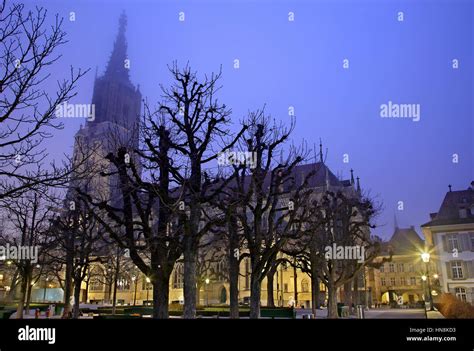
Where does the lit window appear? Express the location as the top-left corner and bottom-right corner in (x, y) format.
(400, 277), (406, 286)
(379, 264), (385, 273)
(398, 263), (404, 272)
(389, 264), (395, 273)
(301, 279), (309, 293)
(381, 278), (386, 286)
(410, 277), (416, 285)
(172, 264), (184, 289)
(390, 277), (396, 286)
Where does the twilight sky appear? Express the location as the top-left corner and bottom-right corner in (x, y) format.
(29, 0), (473, 240)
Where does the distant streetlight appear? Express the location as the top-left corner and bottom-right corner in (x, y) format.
(433, 274), (439, 280)
(132, 276), (138, 306)
(205, 278), (210, 306)
(421, 252), (434, 311)
(146, 277), (151, 305)
(421, 275), (427, 281)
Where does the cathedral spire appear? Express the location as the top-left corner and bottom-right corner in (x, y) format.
(356, 176), (361, 195)
(350, 169), (355, 185)
(104, 12), (130, 83)
(319, 138), (323, 163)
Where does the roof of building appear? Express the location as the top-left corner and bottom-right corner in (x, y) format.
(382, 226), (424, 255)
(421, 184), (474, 227)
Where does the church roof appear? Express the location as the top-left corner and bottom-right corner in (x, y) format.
(385, 227), (424, 255)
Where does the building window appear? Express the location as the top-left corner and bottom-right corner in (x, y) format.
(455, 287), (467, 302)
(390, 277), (396, 286)
(451, 261), (464, 279)
(398, 263), (404, 273)
(389, 263), (395, 273)
(408, 263), (414, 272)
(379, 264), (385, 273)
(381, 278), (386, 286)
(410, 277), (416, 286)
(117, 278), (130, 291)
(284, 283), (289, 292)
(173, 263), (184, 289)
(215, 260), (226, 282)
(447, 234), (459, 251)
(301, 279), (309, 293)
(400, 277), (406, 286)
(90, 277), (104, 291)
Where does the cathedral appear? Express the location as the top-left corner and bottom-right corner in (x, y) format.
(69, 14), (368, 309)
(70, 13), (141, 202)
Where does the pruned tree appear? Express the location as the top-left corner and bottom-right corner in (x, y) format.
(308, 190), (381, 318)
(224, 109), (315, 318)
(49, 194), (105, 318)
(156, 63), (247, 318)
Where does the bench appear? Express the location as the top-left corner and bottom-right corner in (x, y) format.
(260, 308), (296, 319)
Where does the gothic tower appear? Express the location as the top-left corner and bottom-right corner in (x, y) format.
(70, 13), (141, 202)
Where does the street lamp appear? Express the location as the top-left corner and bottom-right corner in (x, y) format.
(205, 278), (210, 306)
(421, 252), (434, 311)
(43, 277), (48, 302)
(132, 276), (138, 306)
(146, 277), (151, 305)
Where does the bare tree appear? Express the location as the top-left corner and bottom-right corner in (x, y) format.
(307, 190), (382, 318)
(49, 195), (105, 318)
(0, 0), (87, 200)
(156, 63), (247, 318)
(0, 188), (56, 318)
(224, 109), (315, 318)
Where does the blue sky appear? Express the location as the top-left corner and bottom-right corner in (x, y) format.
(31, 0), (473, 239)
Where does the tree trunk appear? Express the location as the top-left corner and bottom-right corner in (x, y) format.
(327, 282), (338, 319)
(112, 251), (121, 314)
(344, 281), (352, 313)
(311, 274), (319, 317)
(352, 275), (359, 307)
(16, 270), (28, 319)
(152, 273), (170, 319)
(266, 263), (278, 308)
(84, 279), (89, 303)
(249, 276), (261, 319)
(72, 278), (82, 319)
(183, 239), (198, 319)
(62, 240), (74, 319)
(25, 276), (33, 315)
(293, 263), (298, 308)
(228, 217), (239, 319)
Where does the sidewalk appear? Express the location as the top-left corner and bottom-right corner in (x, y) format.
(426, 309), (445, 319)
